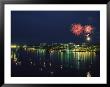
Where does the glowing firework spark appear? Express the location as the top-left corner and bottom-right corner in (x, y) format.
(71, 24), (83, 36)
(84, 25), (93, 34)
(86, 36), (91, 41)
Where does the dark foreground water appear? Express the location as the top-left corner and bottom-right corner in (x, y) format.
(11, 48), (100, 77)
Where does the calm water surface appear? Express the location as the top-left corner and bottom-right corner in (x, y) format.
(11, 48), (100, 77)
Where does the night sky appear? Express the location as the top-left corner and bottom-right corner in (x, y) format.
(11, 11), (100, 44)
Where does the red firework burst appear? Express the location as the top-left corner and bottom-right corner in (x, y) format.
(71, 23), (83, 36)
(84, 25), (93, 34)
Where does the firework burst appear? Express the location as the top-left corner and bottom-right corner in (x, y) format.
(71, 23), (94, 42)
(71, 23), (83, 36)
(84, 25), (93, 34)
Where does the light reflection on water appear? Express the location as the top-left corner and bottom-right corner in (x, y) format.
(11, 48), (100, 77)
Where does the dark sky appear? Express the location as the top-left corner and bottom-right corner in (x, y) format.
(11, 11), (100, 44)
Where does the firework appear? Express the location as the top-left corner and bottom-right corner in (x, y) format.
(84, 25), (93, 34)
(86, 36), (91, 41)
(71, 23), (94, 42)
(71, 24), (83, 36)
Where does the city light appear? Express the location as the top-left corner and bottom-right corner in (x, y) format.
(11, 45), (17, 48)
(11, 43), (99, 77)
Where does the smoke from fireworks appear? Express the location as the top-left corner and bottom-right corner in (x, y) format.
(71, 23), (83, 36)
